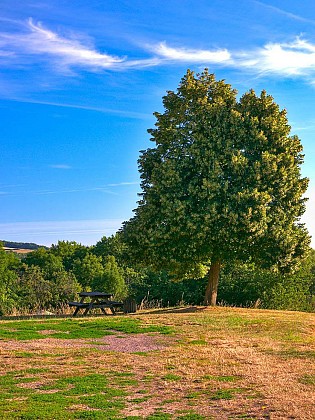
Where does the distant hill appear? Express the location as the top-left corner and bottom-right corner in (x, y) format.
(1, 240), (48, 252)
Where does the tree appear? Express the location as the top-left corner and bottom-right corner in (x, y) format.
(93, 233), (127, 266)
(0, 244), (20, 315)
(122, 69), (310, 305)
(73, 253), (104, 289)
(24, 247), (64, 277)
(17, 265), (52, 312)
(92, 256), (127, 300)
(50, 240), (89, 271)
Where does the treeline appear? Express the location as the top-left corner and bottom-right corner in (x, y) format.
(1, 240), (46, 250)
(0, 235), (314, 315)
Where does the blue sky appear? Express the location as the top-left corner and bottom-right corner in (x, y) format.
(1, 0), (315, 247)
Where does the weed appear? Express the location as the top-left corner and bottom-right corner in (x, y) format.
(209, 389), (235, 400)
(280, 349), (315, 359)
(202, 375), (240, 382)
(162, 373), (181, 381)
(188, 339), (207, 345)
(146, 413), (172, 419)
(299, 374), (315, 386)
(177, 413), (206, 419)
(185, 392), (202, 399)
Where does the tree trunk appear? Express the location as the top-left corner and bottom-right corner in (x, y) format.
(204, 260), (221, 306)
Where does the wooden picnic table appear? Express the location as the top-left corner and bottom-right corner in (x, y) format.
(68, 291), (123, 316)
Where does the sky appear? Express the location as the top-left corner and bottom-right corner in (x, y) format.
(0, 0), (315, 247)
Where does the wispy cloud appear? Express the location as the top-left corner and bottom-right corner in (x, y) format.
(0, 219), (124, 246)
(153, 42), (231, 63)
(5, 98), (152, 120)
(106, 182), (139, 187)
(2, 18), (315, 83)
(0, 18), (232, 73)
(30, 187), (119, 196)
(49, 164), (72, 169)
(0, 18), (124, 71)
(254, 1), (315, 25)
(1, 182), (139, 197)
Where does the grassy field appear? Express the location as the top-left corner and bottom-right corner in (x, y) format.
(0, 306), (314, 419)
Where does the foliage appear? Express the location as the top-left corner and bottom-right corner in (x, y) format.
(1, 234), (314, 315)
(122, 69), (310, 304)
(50, 240), (89, 271)
(72, 253), (104, 289)
(24, 247), (64, 277)
(92, 233), (127, 266)
(17, 265), (52, 312)
(127, 269), (205, 307)
(0, 245), (20, 315)
(92, 255), (127, 299)
(218, 251), (315, 311)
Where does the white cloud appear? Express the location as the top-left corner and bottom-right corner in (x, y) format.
(154, 42), (231, 63)
(0, 19), (231, 72)
(239, 38), (315, 76)
(0, 18), (125, 71)
(2, 18), (315, 83)
(27, 19), (125, 69)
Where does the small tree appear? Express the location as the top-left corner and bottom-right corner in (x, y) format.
(0, 244), (20, 315)
(18, 265), (52, 312)
(73, 253), (104, 289)
(92, 256), (127, 300)
(122, 69), (310, 305)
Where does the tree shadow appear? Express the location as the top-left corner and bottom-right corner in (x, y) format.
(140, 306), (209, 315)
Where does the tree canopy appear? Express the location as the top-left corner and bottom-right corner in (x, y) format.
(122, 69), (310, 305)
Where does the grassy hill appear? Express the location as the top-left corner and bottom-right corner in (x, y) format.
(0, 306), (314, 419)
(1, 240), (45, 250)
(1, 240), (48, 255)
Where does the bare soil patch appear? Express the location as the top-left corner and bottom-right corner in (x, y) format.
(0, 332), (171, 353)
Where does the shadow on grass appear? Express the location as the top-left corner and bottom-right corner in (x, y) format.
(142, 306), (209, 315)
(0, 306), (208, 320)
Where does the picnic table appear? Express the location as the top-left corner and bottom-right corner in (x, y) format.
(68, 291), (124, 316)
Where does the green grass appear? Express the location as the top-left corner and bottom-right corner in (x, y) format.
(177, 413), (206, 419)
(202, 374), (240, 382)
(209, 389), (236, 400)
(299, 374), (315, 386)
(0, 317), (173, 340)
(0, 372), (127, 419)
(278, 349), (315, 359)
(188, 339), (207, 345)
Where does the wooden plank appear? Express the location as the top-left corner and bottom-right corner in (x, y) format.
(68, 302), (89, 308)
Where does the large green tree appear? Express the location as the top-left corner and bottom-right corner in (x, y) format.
(122, 69), (310, 305)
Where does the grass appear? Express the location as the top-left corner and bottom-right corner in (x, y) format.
(0, 306), (314, 419)
(0, 317), (172, 340)
(299, 374), (315, 386)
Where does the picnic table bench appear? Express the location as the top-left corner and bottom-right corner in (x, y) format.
(69, 291), (124, 316)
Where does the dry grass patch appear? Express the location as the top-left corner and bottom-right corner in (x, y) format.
(0, 307), (314, 419)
